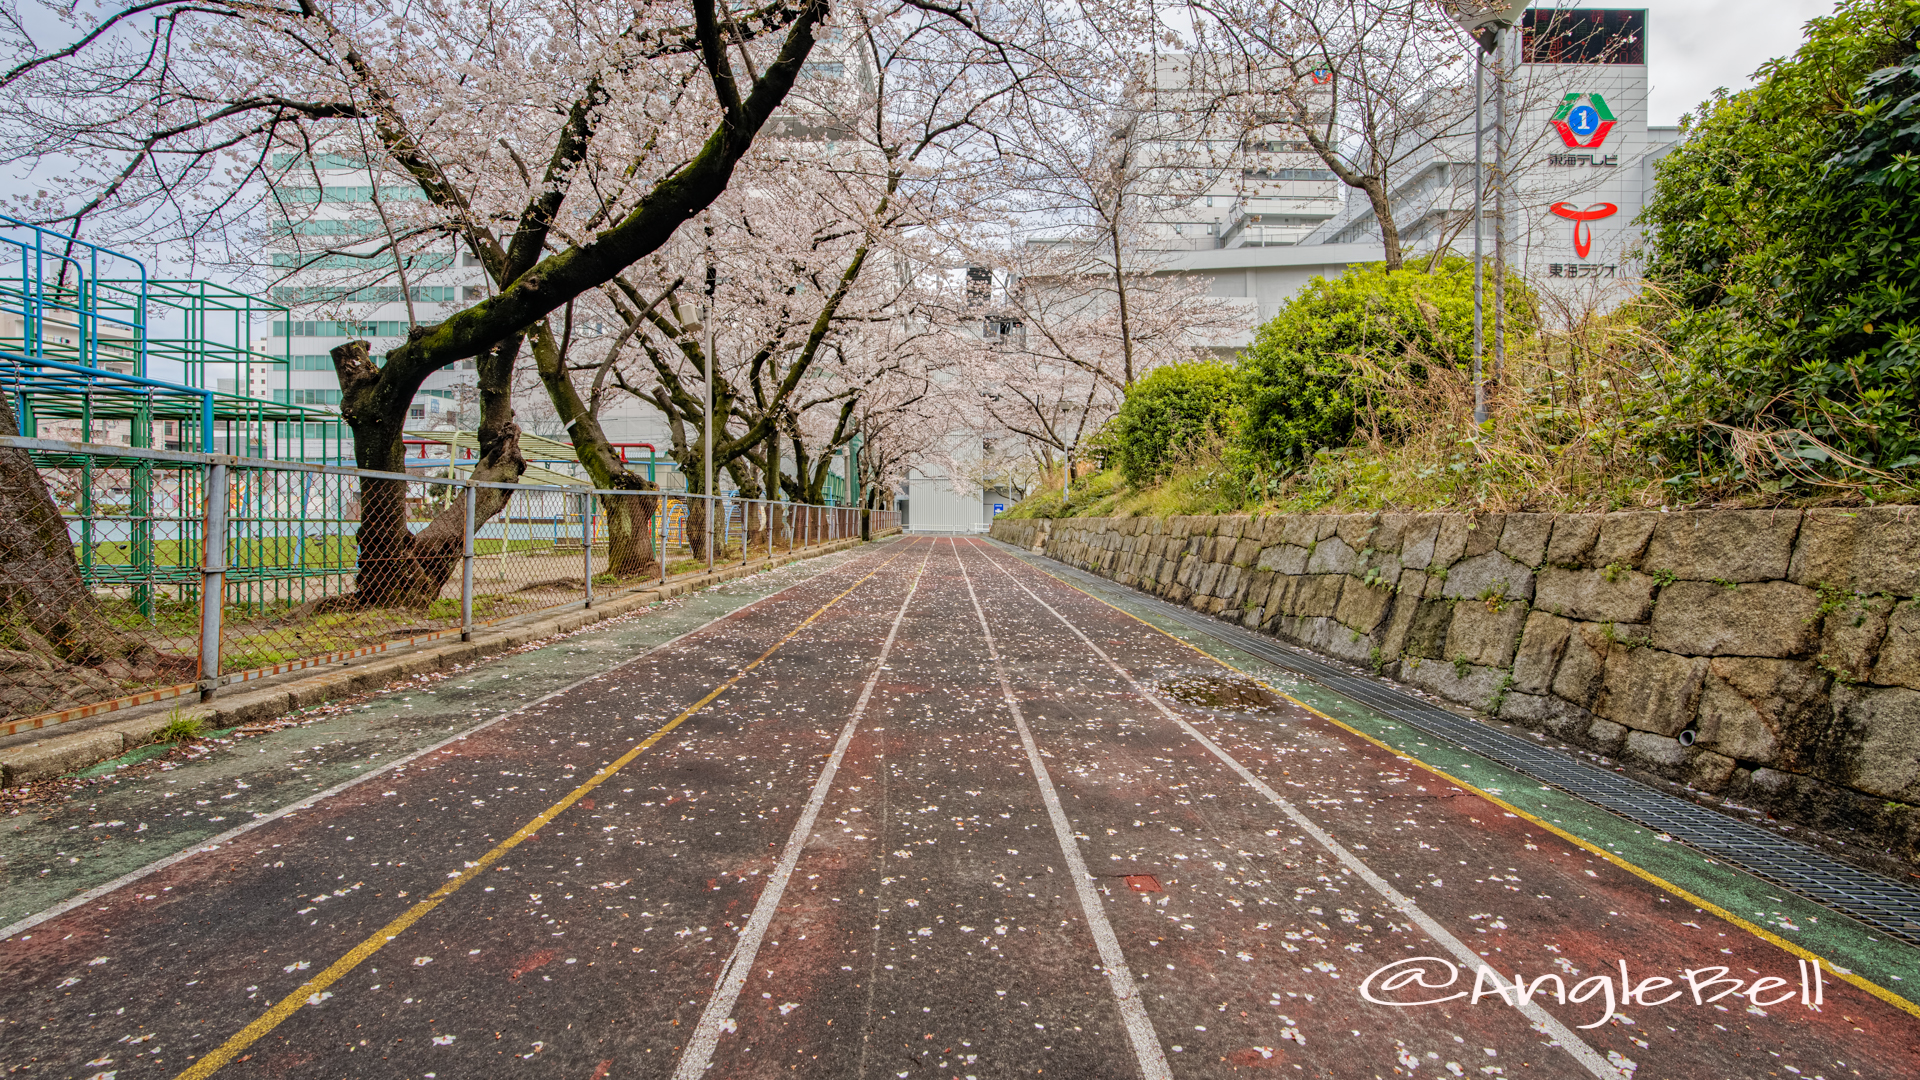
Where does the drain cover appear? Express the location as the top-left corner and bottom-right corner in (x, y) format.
(1123, 874), (1162, 893)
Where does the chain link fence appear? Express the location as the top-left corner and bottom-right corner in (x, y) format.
(1, 434), (896, 735)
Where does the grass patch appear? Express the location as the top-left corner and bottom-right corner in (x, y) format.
(154, 708), (206, 743)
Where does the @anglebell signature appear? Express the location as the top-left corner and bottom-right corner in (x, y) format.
(1358, 955), (1827, 1030)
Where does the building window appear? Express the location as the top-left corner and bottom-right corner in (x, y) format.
(272, 320), (408, 338)
(409, 404), (426, 420)
(1522, 8), (1645, 65)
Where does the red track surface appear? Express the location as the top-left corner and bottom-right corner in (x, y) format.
(2, 537), (1911, 1079)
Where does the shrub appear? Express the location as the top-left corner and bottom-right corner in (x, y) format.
(1642, 0), (1920, 478)
(1102, 360), (1238, 486)
(1235, 256), (1530, 469)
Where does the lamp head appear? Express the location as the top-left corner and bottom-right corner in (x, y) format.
(1451, 0), (1527, 51)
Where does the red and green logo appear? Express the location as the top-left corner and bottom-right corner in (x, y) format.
(1550, 92), (1616, 149)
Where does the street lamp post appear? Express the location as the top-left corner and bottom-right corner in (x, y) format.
(1454, 1), (1526, 427)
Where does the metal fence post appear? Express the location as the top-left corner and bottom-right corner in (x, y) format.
(197, 460), (229, 702)
(583, 491), (595, 608)
(461, 481), (476, 641)
(705, 493), (714, 574)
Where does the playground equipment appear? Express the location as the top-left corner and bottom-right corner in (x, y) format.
(0, 215), (359, 620)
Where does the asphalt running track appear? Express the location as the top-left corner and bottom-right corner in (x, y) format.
(4, 536), (1917, 1080)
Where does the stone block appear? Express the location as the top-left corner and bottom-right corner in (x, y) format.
(1598, 647), (1707, 736)
(1373, 513), (1417, 555)
(1533, 566), (1656, 623)
(1498, 692), (1599, 742)
(1625, 730), (1690, 771)
(1335, 513), (1380, 552)
(1694, 657), (1831, 768)
(1687, 750), (1740, 792)
(1360, 552), (1404, 592)
(1280, 516), (1321, 548)
(1821, 685), (1920, 802)
(1790, 506), (1920, 594)
(1432, 516), (1472, 569)
(1446, 600), (1531, 668)
(1399, 516), (1442, 569)
(1295, 574), (1345, 619)
(1498, 514), (1554, 567)
(1643, 509), (1801, 583)
(1259, 515), (1288, 544)
(1400, 657), (1510, 710)
(1462, 514), (1505, 558)
(1586, 718), (1629, 755)
(1257, 544), (1311, 575)
(1335, 577), (1395, 634)
(1306, 536), (1357, 576)
(1396, 569), (1433, 600)
(1871, 601), (1920, 690)
(1546, 514), (1604, 565)
(1512, 612), (1574, 694)
(1264, 577), (1299, 620)
(1650, 581), (1819, 658)
(1377, 592), (1421, 660)
(1439, 551), (1534, 602)
(1244, 570), (1277, 614)
(1314, 617), (1378, 665)
(1592, 512), (1659, 566)
(1819, 593), (1892, 684)
(1403, 599), (1454, 659)
(1231, 538), (1262, 567)
(1222, 564), (1250, 601)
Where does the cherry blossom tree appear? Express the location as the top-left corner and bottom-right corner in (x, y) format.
(0, 0), (833, 600)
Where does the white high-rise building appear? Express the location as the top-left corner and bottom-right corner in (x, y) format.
(258, 158), (483, 437)
(1126, 8), (1679, 344)
(1137, 53), (1345, 252)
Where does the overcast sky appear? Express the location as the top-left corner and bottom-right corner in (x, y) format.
(1634, 0), (1836, 124)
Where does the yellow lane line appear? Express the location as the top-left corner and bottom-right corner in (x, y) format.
(172, 539), (919, 1080)
(993, 545), (1920, 1021)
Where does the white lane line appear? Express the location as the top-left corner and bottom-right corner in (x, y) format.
(972, 541), (1627, 1080)
(671, 544), (933, 1079)
(0, 542), (899, 944)
(955, 540), (1173, 1080)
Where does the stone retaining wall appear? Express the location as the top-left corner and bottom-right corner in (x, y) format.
(991, 510), (1920, 863)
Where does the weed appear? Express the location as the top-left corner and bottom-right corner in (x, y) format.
(1452, 655), (1472, 679)
(1348, 627), (1363, 643)
(1369, 647), (1388, 675)
(154, 708), (205, 744)
(1650, 568), (1678, 587)
(1815, 653), (1858, 685)
(1431, 566), (1449, 581)
(1601, 561), (1631, 584)
(1813, 582), (1854, 620)
(1711, 578), (1739, 589)
(1487, 673), (1516, 714)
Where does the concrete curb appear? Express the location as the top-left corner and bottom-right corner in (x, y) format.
(0, 537), (873, 786)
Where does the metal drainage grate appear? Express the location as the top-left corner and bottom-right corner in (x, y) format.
(1005, 544), (1920, 951)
